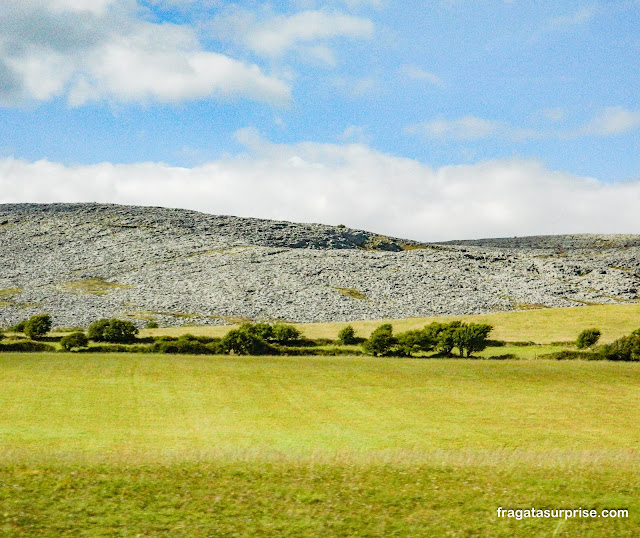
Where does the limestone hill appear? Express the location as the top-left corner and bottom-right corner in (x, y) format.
(1, 203), (639, 327)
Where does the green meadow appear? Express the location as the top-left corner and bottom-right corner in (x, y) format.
(1, 353), (639, 536)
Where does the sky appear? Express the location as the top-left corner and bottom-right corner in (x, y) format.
(1, 0), (639, 241)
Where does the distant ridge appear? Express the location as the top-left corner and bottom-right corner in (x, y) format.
(1, 203), (639, 327)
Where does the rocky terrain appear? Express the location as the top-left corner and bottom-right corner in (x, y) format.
(1, 203), (639, 328)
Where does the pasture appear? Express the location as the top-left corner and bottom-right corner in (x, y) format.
(140, 302), (640, 344)
(1, 353), (639, 536)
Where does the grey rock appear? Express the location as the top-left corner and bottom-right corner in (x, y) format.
(1, 203), (639, 328)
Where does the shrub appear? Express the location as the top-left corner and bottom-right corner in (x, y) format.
(337, 325), (358, 345)
(363, 324), (396, 356)
(0, 341), (55, 352)
(220, 328), (274, 355)
(598, 330), (640, 361)
(541, 350), (603, 361)
(576, 328), (601, 349)
(60, 332), (89, 351)
(145, 321), (159, 329)
(271, 324), (301, 345)
(395, 329), (435, 356)
(0, 329), (3, 341)
(24, 314), (52, 339)
(152, 335), (221, 355)
(88, 318), (138, 343)
(9, 320), (26, 333)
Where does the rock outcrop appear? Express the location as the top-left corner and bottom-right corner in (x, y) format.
(1, 203), (639, 327)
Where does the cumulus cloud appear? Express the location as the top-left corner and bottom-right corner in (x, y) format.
(211, 9), (373, 64)
(2, 138), (640, 241)
(0, 0), (290, 106)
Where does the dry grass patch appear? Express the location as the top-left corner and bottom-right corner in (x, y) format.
(57, 278), (132, 295)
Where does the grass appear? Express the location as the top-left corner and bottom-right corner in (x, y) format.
(332, 286), (367, 300)
(56, 278), (132, 296)
(0, 354), (639, 535)
(140, 303), (640, 344)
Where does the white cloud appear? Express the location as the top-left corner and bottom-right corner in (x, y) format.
(551, 6), (597, 27)
(400, 65), (444, 87)
(406, 117), (506, 141)
(0, 1), (290, 106)
(576, 106), (640, 137)
(2, 138), (640, 241)
(211, 9), (373, 63)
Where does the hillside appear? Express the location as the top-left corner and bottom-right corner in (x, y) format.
(1, 203), (639, 327)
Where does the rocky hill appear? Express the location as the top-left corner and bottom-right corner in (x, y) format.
(1, 203), (639, 328)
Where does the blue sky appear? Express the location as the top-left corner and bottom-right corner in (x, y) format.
(1, 0), (639, 240)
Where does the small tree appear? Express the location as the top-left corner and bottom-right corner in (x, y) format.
(337, 325), (357, 345)
(87, 319), (111, 341)
(432, 321), (462, 356)
(576, 328), (601, 349)
(396, 329), (435, 356)
(220, 328), (271, 355)
(60, 332), (89, 351)
(271, 324), (301, 345)
(88, 318), (138, 343)
(24, 314), (52, 339)
(363, 324), (396, 356)
(452, 323), (493, 357)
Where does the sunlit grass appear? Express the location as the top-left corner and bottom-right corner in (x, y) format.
(140, 303), (640, 344)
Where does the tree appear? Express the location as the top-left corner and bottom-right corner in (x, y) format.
(87, 318), (138, 343)
(271, 324), (301, 345)
(24, 314), (52, 339)
(220, 328), (271, 355)
(431, 321), (462, 356)
(363, 324), (396, 356)
(576, 328), (601, 349)
(452, 323), (493, 357)
(395, 329), (435, 356)
(337, 325), (357, 345)
(60, 332), (89, 351)
(9, 320), (27, 333)
(87, 319), (111, 341)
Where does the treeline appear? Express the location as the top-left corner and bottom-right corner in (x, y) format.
(2, 314), (640, 361)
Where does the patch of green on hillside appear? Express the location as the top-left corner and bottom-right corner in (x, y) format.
(57, 278), (132, 295)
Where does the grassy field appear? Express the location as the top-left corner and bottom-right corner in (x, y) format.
(1, 353), (639, 535)
(140, 303), (640, 344)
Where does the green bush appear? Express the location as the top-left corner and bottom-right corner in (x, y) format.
(541, 350), (603, 361)
(145, 321), (159, 329)
(598, 330), (640, 361)
(60, 332), (89, 351)
(23, 314), (52, 339)
(363, 324), (397, 356)
(9, 320), (27, 333)
(337, 325), (358, 345)
(220, 328), (275, 355)
(88, 319), (139, 343)
(152, 335), (221, 355)
(576, 328), (601, 349)
(0, 341), (55, 352)
(452, 323), (493, 358)
(271, 324), (301, 345)
(395, 329), (434, 356)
